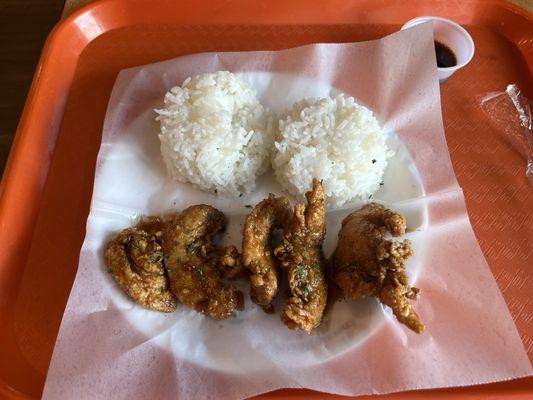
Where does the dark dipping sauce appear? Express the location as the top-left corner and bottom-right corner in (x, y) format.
(435, 41), (457, 68)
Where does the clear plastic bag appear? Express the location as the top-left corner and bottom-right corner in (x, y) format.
(480, 84), (533, 186)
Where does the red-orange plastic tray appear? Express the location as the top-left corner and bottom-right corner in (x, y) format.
(0, 0), (531, 399)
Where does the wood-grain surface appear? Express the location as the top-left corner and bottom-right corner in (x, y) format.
(0, 0), (65, 174)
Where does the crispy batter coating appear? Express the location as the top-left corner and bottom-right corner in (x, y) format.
(333, 203), (424, 333)
(242, 195), (292, 307)
(274, 179), (328, 333)
(162, 205), (242, 319)
(216, 245), (244, 280)
(104, 228), (177, 312)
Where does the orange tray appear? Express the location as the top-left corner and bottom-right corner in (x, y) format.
(0, 0), (531, 398)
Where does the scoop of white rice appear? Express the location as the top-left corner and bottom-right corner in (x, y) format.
(272, 94), (391, 207)
(155, 71), (274, 196)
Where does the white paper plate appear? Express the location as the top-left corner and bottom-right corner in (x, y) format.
(91, 72), (427, 373)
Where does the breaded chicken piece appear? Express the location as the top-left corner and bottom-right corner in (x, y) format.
(242, 195), (292, 308)
(162, 205), (242, 319)
(214, 245), (244, 280)
(104, 228), (177, 312)
(332, 203), (423, 333)
(274, 179), (327, 333)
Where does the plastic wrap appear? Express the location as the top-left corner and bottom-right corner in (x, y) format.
(481, 84), (533, 186)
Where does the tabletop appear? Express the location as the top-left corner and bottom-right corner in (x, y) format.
(0, 0), (531, 175)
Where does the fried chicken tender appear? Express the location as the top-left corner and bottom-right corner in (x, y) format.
(332, 203), (424, 333)
(274, 179), (328, 333)
(242, 195), (292, 308)
(215, 245), (244, 280)
(162, 205), (242, 319)
(104, 228), (177, 312)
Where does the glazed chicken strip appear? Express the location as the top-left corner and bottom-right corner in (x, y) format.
(332, 203), (424, 333)
(274, 179), (328, 333)
(104, 228), (177, 312)
(162, 205), (242, 319)
(243, 195), (292, 308)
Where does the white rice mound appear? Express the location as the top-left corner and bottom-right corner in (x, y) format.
(273, 94), (391, 207)
(155, 71), (274, 196)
